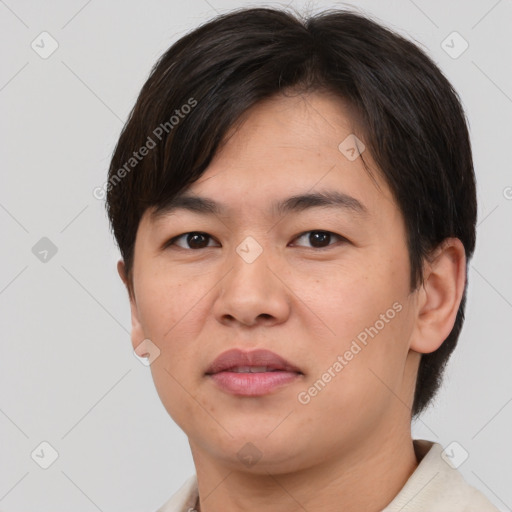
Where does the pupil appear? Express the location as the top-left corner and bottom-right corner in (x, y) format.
(188, 233), (207, 248)
(310, 231), (330, 247)
(186, 232), (331, 249)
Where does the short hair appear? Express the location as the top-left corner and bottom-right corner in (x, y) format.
(105, 7), (477, 417)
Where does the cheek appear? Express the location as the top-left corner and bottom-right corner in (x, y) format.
(136, 269), (207, 340)
(135, 268), (219, 387)
(290, 260), (390, 337)
(298, 254), (410, 369)
(149, 361), (202, 434)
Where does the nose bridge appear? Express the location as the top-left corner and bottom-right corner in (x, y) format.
(228, 233), (273, 295)
(214, 234), (289, 326)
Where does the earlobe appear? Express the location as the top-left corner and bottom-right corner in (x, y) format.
(410, 238), (466, 354)
(128, 304), (146, 353)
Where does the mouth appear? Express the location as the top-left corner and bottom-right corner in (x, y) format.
(217, 366), (294, 373)
(205, 349), (303, 396)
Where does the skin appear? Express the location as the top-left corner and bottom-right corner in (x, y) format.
(118, 91), (466, 512)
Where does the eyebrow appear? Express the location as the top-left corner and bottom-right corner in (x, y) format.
(150, 189), (368, 222)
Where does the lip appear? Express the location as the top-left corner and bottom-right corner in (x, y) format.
(205, 348), (303, 396)
(206, 348), (302, 374)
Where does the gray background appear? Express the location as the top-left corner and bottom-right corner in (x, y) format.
(1, 0), (511, 511)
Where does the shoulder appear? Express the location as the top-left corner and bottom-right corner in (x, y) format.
(155, 474), (198, 512)
(382, 440), (500, 512)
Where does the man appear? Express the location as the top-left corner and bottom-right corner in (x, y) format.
(106, 7), (499, 511)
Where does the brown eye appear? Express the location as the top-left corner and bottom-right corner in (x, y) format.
(166, 232), (218, 250)
(292, 230), (344, 249)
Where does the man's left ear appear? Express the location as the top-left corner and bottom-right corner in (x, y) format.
(410, 238), (467, 354)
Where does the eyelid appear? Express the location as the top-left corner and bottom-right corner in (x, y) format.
(165, 230), (347, 250)
(165, 231), (219, 250)
(291, 230), (346, 248)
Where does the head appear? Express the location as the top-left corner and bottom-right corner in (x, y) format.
(105, 7), (475, 470)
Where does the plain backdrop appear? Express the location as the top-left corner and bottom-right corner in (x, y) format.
(1, 0), (511, 511)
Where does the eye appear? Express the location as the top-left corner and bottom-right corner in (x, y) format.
(291, 230), (346, 249)
(165, 232), (219, 250)
(164, 230), (346, 251)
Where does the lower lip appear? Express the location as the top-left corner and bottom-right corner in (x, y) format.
(208, 371), (301, 396)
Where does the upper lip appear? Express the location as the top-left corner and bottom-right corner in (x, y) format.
(205, 348), (303, 375)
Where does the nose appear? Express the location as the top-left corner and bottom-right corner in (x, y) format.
(212, 245), (291, 328)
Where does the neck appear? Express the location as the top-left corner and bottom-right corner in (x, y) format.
(190, 429), (418, 512)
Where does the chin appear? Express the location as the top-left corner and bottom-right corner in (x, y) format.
(206, 435), (310, 473)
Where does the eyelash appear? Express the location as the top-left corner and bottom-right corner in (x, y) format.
(165, 230), (347, 251)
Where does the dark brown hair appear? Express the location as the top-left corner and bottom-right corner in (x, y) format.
(105, 7), (477, 417)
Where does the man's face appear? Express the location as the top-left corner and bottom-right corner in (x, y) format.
(125, 92), (422, 472)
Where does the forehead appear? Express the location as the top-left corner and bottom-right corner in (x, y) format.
(149, 91), (396, 224)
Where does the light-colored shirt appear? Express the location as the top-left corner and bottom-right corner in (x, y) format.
(156, 439), (499, 512)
